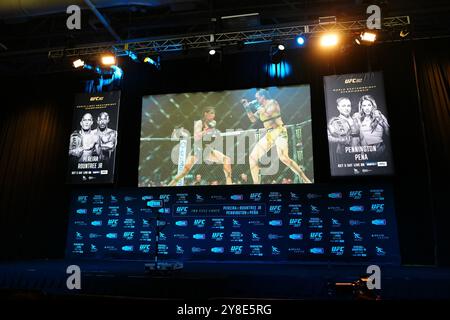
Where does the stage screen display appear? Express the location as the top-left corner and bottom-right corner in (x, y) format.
(324, 72), (394, 176)
(67, 91), (120, 184)
(139, 86), (314, 187)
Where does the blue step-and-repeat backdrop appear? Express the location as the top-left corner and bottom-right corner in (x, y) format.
(66, 184), (400, 264)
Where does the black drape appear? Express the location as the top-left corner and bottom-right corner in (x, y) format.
(0, 75), (76, 259)
(415, 44), (450, 265)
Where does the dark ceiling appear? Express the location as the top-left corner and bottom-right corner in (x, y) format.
(1, 0), (449, 54)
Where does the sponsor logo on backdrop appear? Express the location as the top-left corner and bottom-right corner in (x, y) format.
(250, 193), (263, 201)
(328, 192), (343, 199)
(176, 245), (184, 254)
(191, 247), (206, 253)
(175, 220), (188, 227)
(310, 232), (323, 241)
(250, 245), (264, 257)
(331, 246), (345, 256)
(139, 245), (151, 253)
(350, 205), (364, 212)
(211, 247), (224, 254)
(289, 219), (302, 227)
(330, 231), (345, 243)
(77, 196), (88, 203)
(230, 232), (244, 242)
(269, 220), (282, 226)
(76, 209), (87, 215)
(251, 232), (261, 241)
(269, 205), (282, 214)
(212, 233), (224, 241)
(371, 204), (385, 213)
(230, 246), (243, 255)
(194, 219), (206, 227)
(308, 217), (323, 228)
(268, 234), (284, 240)
(289, 234), (303, 240)
(123, 232), (134, 240)
(349, 191), (363, 200)
(67, 185), (398, 263)
(372, 219), (387, 226)
(271, 246), (281, 255)
(310, 248), (324, 255)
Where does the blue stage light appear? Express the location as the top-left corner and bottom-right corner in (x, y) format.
(111, 65), (123, 80)
(296, 36), (305, 46)
(83, 64), (93, 70)
(144, 56), (157, 65)
(127, 50), (138, 61)
(143, 56), (161, 70)
(267, 61), (292, 79)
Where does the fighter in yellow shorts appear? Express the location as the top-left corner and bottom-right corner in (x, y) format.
(241, 89), (311, 184)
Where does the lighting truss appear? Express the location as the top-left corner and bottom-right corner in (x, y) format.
(48, 16), (410, 58)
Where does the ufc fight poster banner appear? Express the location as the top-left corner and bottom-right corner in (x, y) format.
(324, 72), (394, 176)
(67, 91), (120, 184)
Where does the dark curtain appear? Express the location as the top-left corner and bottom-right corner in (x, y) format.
(415, 44), (450, 266)
(0, 76), (75, 260)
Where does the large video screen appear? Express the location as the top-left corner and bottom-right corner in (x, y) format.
(139, 86), (314, 187)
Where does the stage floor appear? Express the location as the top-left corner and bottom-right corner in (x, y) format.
(1, 260), (449, 300)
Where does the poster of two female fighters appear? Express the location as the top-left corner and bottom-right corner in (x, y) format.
(67, 91), (120, 184)
(324, 71), (394, 176)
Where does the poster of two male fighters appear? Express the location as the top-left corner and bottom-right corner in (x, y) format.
(67, 91), (120, 184)
(324, 72), (394, 176)
(139, 86), (314, 187)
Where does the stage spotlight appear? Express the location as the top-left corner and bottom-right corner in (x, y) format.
(399, 29), (410, 38)
(208, 49), (222, 65)
(355, 31), (377, 45)
(361, 32), (376, 42)
(110, 65), (123, 80)
(127, 51), (138, 62)
(143, 56), (155, 65)
(143, 55), (161, 70)
(73, 59), (85, 68)
(101, 54), (116, 66)
(82, 64), (94, 71)
(320, 33), (339, 47)
(270, 45), (285, 64)
(296, 36), (306, 46)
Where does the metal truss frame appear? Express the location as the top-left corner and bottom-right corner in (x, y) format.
(48, 16), (410, 58)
